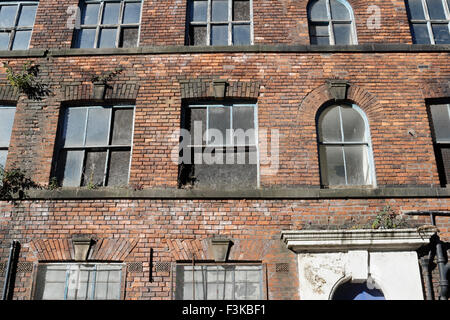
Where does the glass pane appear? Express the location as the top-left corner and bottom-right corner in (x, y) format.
(411, 23), (431, 43)
(0, 150), (7, 170)
(233, 0), (250, 21)
(309, 0), (328, 20)
(107, 150), (130, 186)
(85, 108), (110, 146)
(211, 24), (228, 45)
(333, 23), (352, 44)
(82, 150), (107, 186)
(319, 106), (342, 142)
(320, 145), (346, 185)
(119, 27), (138, 47)
(82, 3), (100, 25)
(212, 0), (229, 21)
(310, 24), (329, 36)
(63, 107), (87, 147)
(430, 104), (450, 141)
(340, 106), (366, 142)
(106, 282), (121, 299)
(406, 0), (426, 19)
(311, 35), (330, 44)
(76, 28), (96, 48)
(330, 0), (350, 20)
(208, 107), (230, 145)
(12, 30), (31, 50)
(0, 107), (16, 147)
(232, 106), (255, 145)
(123, 2), (141, 23)
(426, 0), (446, 19)
(189, 25), (207, 45)
(0, 32), (10, 49)
(232, 24), (250, 44)
(432, 24), (450, 44)
(17, 5), (37, 27)
(111, 108), (133, 145)
(98, 28), (117, 48)
(61, 150), (84, 187)
(344, 145), (370, 185)
(102, 2), (120, 24)
(0, 5), (18, 27)
(192, 0), (207, 22)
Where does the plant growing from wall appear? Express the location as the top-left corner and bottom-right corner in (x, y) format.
(91, 67), (123, 100)
(371, 205), (407, 229)
(0, 166), (41, 203)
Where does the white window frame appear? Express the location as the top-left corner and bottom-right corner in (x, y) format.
(57, 104), (135, 187)
(74, 0), (143, 48)
(0, 1), (39, 50)
(318, 104), (376, 187)
(307, 0), (358, 45)
(187, 0), (254, 46)
(407, 0), (450, 44)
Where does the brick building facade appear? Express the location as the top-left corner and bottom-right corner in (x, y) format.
(0, 0), (449, 300)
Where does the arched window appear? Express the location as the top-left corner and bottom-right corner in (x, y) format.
(405, 0), (450, 44)
(332, 281), (385, 300)
(317, 104), (375, 187)
(307, 0), (357, 45)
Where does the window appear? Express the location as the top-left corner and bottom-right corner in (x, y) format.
(187, 0), (253, 45)
(405, 0), (450, 44)
(73, 0), (142, 48)
(307, 0), (357, 45)
(318, 104), (375, 186)
(179, 102), (258, 189)
(175, 264), (263, 300)
(429, 103), (450, 186)
(0, 105), (16, 169)
(56, 105), (134, 187)
(34, 263), (123, 300)
(0, 1), (38, 50)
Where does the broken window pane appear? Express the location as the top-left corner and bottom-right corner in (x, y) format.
(119, 27), (138, 47)
(333, 23), (352, 44)
(320, 145), (346, 185)
(309, 0), (328, 20)
(406, 0), (425, 20)
(426, 0), (446, 20)
(98, 28), (117, 48)
(102, 2), (120, 24)
(189, 25), (207, 45)
(319, 105), (341, 143)
(310, 23), (329, 36)
(63, 107), (87, 147)
(12, 30), (31, 50)
(82, 150), (107, 186)
(208, 107), (230, 145)
(122, 2), (141, 24)
(17, 5), (37, 27)
(430, 104), (450, 142)
(212, 0), (229, 21)
(330, 0), (350, 20)
(107, 150), (130, 186)
(76, 28), (96, 48)
(192, 0), (207, 22)
(340, 106), (366, 142)
(60, 150), (84, 187)
(0, 107), (16, 147)
(232, 24), (250, 45)
(233, 0), (250, 21)
(0, 5), (17, 28)
(344, 145), (369, 185)
(111, 108), (133, 145)
(85, 107), (110, 146)
(411, 23), (431, 43)
(432, 23), (450, 44)
(0, 32), (10, 50)
(82, 3), (100, 25)
(211, 24), (228, 45)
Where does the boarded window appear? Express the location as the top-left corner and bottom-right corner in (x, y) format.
(57, 105), (134, 187)
(34, 263), (123, 300)
(176, 264), (263, 300)
(429, 103), (450, 186)
(74, 0), (142, 48)
(0, 106), (16, 169)
(0, 1), (38, 50)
